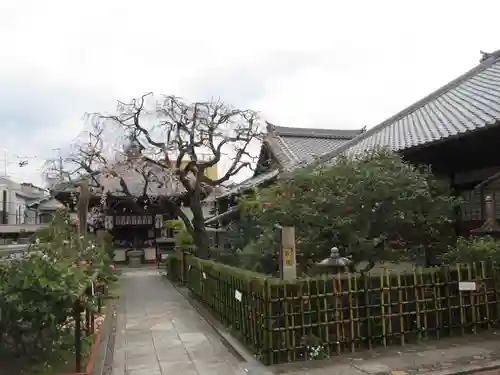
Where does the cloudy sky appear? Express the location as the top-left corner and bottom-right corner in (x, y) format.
(1, 0), (499, 186)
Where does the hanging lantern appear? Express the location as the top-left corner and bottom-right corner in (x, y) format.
(155, 215), (163, 228)
(105, 216), (114, 230)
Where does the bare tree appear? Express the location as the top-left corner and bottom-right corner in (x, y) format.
(51, 93), (263, 257)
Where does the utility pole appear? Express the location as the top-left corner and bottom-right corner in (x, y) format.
(0, 151), (8, 177)
(51, 148), (64, 182)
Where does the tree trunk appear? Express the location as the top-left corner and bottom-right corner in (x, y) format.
(189, 190), (210, 259)
(359, 259), (376, 273)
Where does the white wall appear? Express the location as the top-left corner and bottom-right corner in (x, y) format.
(0, 178), (39, 224)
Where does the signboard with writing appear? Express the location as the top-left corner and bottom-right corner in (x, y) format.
(283, 248), (293, 266)
(114, 215), (153, 226)
(459, 281), (476, 291)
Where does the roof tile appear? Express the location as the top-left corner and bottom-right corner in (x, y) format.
(266, 124), (364, 168)
(319, 51), (500, 162)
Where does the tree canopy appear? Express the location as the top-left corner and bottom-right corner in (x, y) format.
(236, 149), (459, 273)
(48, 93), (263, 257)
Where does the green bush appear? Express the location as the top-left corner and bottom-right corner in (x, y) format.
(443, 236), (500, 264)
(0, 208), (116, 364)
(237, 149), (458, 273)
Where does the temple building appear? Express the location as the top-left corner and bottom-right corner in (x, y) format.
(52, 137), (218, 263)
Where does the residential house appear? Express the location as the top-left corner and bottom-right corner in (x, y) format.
(0, 177), (55, 238)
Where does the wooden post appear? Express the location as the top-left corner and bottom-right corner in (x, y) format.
(78, 180), (89, 237)
(74, 301), (82, 373)
(281, 226), (297, 280)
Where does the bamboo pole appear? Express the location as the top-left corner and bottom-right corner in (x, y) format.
(315, 279), (324, 354)
(322, 275), (331, 356)
(363, 274), (372, 349)
(480, 262), (490, 330)
(334, 275), (341, 355)
(348, 273), (355, 352)
(457, 264), (465, 336)
(264, 280), (273, 365)
(468, 263), (477, 334)
(420, 269), (428, 340)
(430, 270), (440, 340)
(397, 272), (405, 345)
(283, 283), (291, 362)
(380, 270), (387, 347)
(492, 262), (500, 323)
(385, 270), (393, 345)
(338, 272), (345, 351)
(354, 275), (361, 350)
(443, 267), (453, 335)
(412, 269), (422, 343)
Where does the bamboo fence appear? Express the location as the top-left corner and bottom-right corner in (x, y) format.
(167, 254), (500, 365)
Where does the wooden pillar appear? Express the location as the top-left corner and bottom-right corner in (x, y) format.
(280, 226), (297, 280)
(78, 180), (89, 238)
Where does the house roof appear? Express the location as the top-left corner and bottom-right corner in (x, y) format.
(318, 49), (500, 163)
(51, 156), (186, 198)
(95, 162), (185, 197)
(214, 169), (280, 199)
(208, 124), (363, 202)
(266, 123), (364, 169)
(27, 196), (63, 210)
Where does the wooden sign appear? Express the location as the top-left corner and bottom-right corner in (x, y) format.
(280, 226), (297, 280)
(114, 215), (153, 226)
(459, 281), (476, 291)
(283, 248), (293, 266)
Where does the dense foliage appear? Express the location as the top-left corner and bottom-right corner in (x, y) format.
(0, 209), (115, 368)
(443, 236), (500, 265)
(235, 149), (459, 274)
(166, 219), (194, 246)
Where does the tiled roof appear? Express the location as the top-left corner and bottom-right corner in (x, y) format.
(37, 198), (65, 211)
(319, 50), (500, 163)
(210, 125), (363, 201)
(52, 159), (186, 197)
(266, 124), (364, 169)
(216, 169), (279, 199)
(95, 162), (185, 197)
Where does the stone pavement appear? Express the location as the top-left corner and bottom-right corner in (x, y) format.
(111, 267), (500, 375)
(112, 267), (247, 375)
(271, 331), (500, 375)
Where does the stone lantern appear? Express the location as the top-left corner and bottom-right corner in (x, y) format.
(472, 195), (500, 238)
(311, 247), (354, 275)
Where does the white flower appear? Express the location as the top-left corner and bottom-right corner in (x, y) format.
(35, 237), (40, 245)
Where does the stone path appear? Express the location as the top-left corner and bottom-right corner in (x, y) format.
(112, 267), (246, 375)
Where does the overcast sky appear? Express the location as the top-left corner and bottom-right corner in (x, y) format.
(1, 0), (499, 186)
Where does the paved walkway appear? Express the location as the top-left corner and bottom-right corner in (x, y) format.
(111, 268), (500, 375)
(112, 268), (246, 375)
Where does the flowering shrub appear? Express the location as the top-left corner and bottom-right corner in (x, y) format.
(0, 208), (114, 365)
